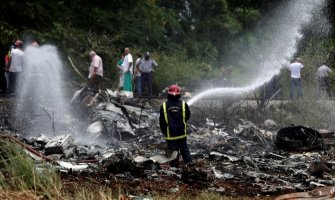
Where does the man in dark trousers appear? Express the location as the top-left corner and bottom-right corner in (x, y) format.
(159, 84), (192, 167)
(7, 40), (24, 94)
(139, 52), (158, 96)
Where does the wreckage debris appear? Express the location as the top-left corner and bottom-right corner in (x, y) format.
(181, 160), (213, 187)
(102, 152), (160, 176)
(44, 134), (74, 156)
(274, 125), (323, 151)
(71, 87), (160, 142)
(307, 161), (333, 178)
(6, 86), (335, 198)
(9, 114), (335, 197)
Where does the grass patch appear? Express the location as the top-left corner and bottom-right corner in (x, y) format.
(0, 139), (61, 199)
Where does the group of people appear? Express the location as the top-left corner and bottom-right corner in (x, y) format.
(288, 57), (332, 100)
(2, 40), (40, 94)
(88, 47), (159, 97)
(116, 48), (158, 96)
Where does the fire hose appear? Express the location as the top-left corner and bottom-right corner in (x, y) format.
(67, 56), (87, 82)
(0, 134), (54, 162)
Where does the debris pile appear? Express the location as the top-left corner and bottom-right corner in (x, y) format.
(2, 88), (335, 197)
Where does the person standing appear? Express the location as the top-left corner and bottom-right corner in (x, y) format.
(116, 54), (125, 91)
(139, 52), (158, 96)
(3, 45), (14, 93)
(317, 63), (332, 96)
(88, 51), (103, 92)
(134, 53), (142, 96)
(7, 40), (24, 94)
(159, 85), (192, 168)
(288, 57), (304, 100)
(122, 47), (133, 92)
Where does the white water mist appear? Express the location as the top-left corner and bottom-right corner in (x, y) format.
(16, 44), (68, 136)
(188, 0), (326, 105)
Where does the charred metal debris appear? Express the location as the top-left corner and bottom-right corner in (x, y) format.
(1, 88), (335, 197)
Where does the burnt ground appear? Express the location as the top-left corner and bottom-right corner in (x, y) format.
(1, 94), (334, 199)
(0, 95), (279, 198)
(0, 95), (16, 131)
(59, 169), (277, 198)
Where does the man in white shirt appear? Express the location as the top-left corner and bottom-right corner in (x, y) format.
(288, 57), (304, 100)
(7, 40), (24, 94)
(88, 51), (103, 92)
(317, 63), (332, 96)
(121, 47), (133, 91)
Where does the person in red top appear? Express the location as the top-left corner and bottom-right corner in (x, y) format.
(3, 45), (14, 92)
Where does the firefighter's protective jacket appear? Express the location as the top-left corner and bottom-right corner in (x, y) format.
(159, 99), (191, 140)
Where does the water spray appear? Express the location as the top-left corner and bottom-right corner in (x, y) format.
(15, 44), (69, 136)
(188, 0), (326, 106)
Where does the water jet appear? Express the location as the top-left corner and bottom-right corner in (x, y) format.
(15, 44), (70, 136)
(188, 0), (326, 106)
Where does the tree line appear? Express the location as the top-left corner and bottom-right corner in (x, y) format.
(0, 0), (334, 92)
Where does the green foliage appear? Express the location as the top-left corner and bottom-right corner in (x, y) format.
(278, 69), (291, 99)
(153, 51), (217, 91)
(280, 95), (335, 129)
(183, 39), (219, 62)
(0, 0), (333, 93)
(0, 140), (61, 198)
(299, 38), (335, 92)
(0, 21), (18, 46)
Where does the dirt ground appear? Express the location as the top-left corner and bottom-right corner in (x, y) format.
(59, 171), (278, 199)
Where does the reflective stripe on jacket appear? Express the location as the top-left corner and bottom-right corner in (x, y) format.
(161, 100), (188, 140)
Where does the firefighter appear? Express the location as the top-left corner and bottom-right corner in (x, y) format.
(159, 84), (192, 167)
